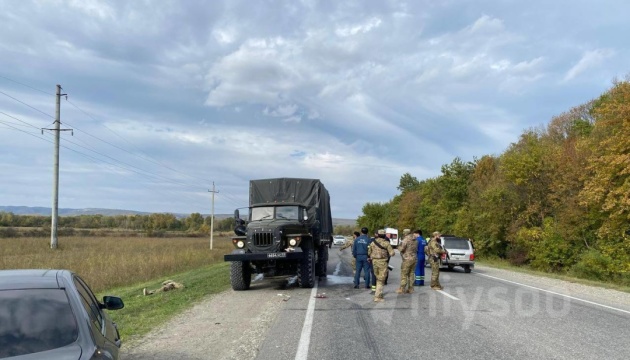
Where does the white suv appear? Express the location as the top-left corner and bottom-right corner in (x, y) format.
(332, 235), (346, 246)
(439, 236), (475, 273)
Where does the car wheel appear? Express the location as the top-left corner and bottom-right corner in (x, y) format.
(447, 264), (455, 270)
(464, 265), (472, 273)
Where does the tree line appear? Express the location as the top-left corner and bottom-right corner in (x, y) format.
(0, 212), (236, 236)
(357, 80), (630, 285)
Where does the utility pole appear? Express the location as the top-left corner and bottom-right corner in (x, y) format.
(208, 182), (219, 250)
(43, 85), (71, 249)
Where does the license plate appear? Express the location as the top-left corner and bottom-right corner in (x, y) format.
(267, 253), (287, 258)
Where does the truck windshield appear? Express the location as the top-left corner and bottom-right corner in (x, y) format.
(276, 206), (299, 220)
(251, 207), (274, 221)
(251, 206), (300, 221)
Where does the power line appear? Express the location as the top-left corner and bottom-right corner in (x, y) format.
(64, 98), (219, 186)
(0, 89), (54, 119)
(0, 111), (43, 130)
(0, 120), (54, 144)
(0, 79), (232, 207)
(0, 74), (54, 95)
(0, 113), (208, 210)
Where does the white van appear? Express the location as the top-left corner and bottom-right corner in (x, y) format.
(385, 227), (399, 248)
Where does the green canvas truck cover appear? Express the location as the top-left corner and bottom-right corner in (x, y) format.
(249, 178), (333, 238)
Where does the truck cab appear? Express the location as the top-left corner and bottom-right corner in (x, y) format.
(224, 178), (332, 291)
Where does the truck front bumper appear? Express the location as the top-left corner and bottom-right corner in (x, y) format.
(224, 248), (305, 262)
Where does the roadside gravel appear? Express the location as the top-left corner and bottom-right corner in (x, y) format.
(122, 277), (295, 360)
(475, 265), (630, 311)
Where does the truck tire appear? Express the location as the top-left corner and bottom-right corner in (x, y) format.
(230, 261), (251, 291)
(316, 246), (328, 277)
(464, 265), (472, 273)
(298, 248), (315, 288)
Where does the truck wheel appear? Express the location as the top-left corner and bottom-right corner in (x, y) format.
(464, 265), (472, 273)
(230, 261), (251, 290)
(298, 248), (315, 288)
(447, 264), (455, 270)
(316, 246), (328, 277)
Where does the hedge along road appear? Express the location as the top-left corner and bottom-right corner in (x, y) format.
(124, 248), (630, 360)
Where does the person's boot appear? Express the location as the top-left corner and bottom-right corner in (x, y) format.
(395, 287), (403, 294)
(374, 297), (384, 302)
(407, 288), (414, 294)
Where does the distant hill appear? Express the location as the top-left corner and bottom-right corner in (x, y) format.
(0, 206), (356, 226)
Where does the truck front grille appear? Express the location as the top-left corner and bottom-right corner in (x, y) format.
(253, 232), (274, 246)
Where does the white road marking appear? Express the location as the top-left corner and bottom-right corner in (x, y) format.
(295, 284), (318, 360)
(476, 272), (630, 316)
(437, 290), (460, 300)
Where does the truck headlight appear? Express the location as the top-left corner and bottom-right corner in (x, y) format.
(236, 240), (245, 248)
(289, 238), (297, 246)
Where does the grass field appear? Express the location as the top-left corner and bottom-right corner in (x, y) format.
(0, 235), (234, 292)
(0, 235), (236, 340)
(97, 262), (231, 341)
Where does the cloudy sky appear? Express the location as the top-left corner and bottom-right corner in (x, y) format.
(0, 0), (628, 219)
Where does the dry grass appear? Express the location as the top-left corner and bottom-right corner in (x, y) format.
(0, 235), (234, 293)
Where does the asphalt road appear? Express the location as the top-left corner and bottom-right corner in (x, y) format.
(253, 246), (630, 360)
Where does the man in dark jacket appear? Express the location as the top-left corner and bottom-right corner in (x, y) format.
(352, 227), (371, 289)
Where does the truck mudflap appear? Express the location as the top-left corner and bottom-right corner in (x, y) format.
(224, 248), (304, 262)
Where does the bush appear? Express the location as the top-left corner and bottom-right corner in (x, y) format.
(570, 249), (615, 281)
(0, 227), (18, 238)
(506, 245), (529, 266)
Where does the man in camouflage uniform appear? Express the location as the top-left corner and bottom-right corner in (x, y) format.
(340, 231), (359, 275)
(368, 229), (395, 302)
(396, 229), (418, 294)
(425, 231), (446, 290)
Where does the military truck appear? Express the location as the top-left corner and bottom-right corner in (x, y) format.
(224, 178), (333, 290)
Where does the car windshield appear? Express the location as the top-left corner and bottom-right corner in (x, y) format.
(334, 235), (344, 239)
(443, 238), (471, 250)
(0, 289), (79, 358)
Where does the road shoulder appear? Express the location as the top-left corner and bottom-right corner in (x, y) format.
(122, 286), (288, 360)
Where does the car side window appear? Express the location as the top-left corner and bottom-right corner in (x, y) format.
(73, 277), (103, 331)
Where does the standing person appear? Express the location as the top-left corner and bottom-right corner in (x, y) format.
(414, 229), (427, 286)
(426, 232), (446, 290)
(369, 230), (379, 292)
(352, 227), (371, 289)
(368, 229), (395, 302)
(340, 231), (359, 275)
(397, 229), (418, 294)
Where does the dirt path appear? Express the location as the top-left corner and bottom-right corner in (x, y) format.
(122, 277), (297, 360)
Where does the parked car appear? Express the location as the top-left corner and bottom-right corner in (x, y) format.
(438, 236), (475, 273)
(0, 269), (124, 359)
(332, 235), (347, 246)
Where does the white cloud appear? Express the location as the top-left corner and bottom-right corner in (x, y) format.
(563, 49), (615, 82)
(335, 17), (383, 37)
